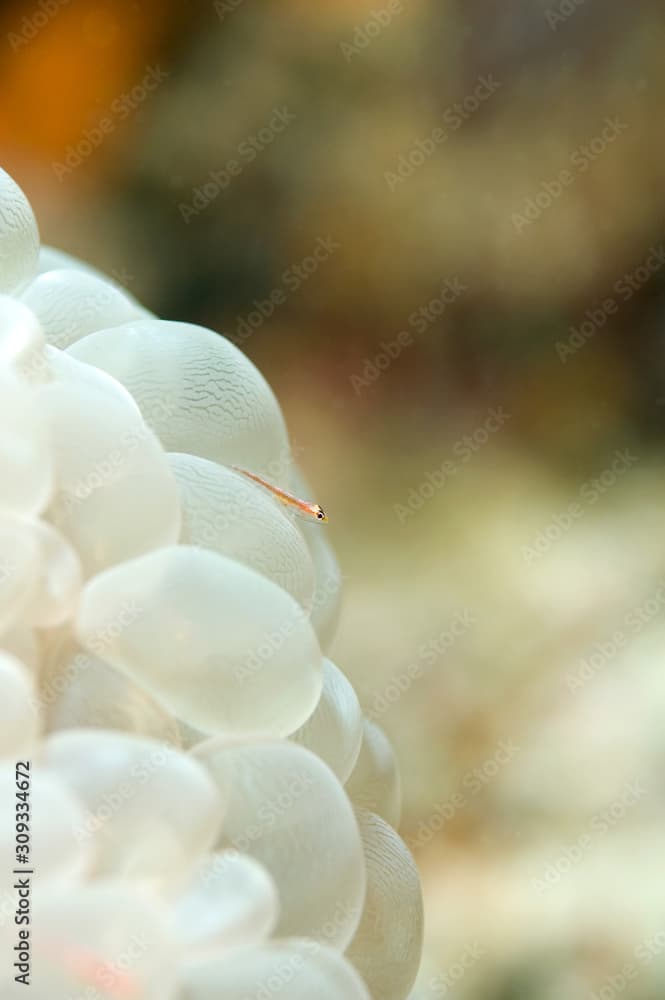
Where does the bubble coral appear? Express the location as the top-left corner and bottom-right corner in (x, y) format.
(0, 165), (423, 999)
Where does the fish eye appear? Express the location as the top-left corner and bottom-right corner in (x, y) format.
(316, 509), (325, 520)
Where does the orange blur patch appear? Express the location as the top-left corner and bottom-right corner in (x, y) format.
(0, 0), (172, 165)
(63, 945), (142, 999)
(39, 938), (142, 999)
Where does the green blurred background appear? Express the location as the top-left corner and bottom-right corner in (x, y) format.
(4, 0), (665, 995)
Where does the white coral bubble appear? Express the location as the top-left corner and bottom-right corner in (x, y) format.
(290, 657), (363, 782)
(75, 546), (323, 736)
(0, 513), (41, 632)
(0, 652), (40, 756)
(21, 519), (82, 628)
(346, 719), (403, 828)
(0, 167), (423, 998)
(180, 941), (371, 1000)
(169, 452), (315, 608)
(0, 295), (44, 372)
(43, 729), (224, 880)
(171, 850), (279, 953)
(43, 342), (144, 404)
(0, 513), (80, 634)
(195, 738), (366, 949)
(38, 245), (149, 312)
(24, 881), (179, 1000)
(346, 810), (424, 1000)
(0, 168), (39, 294)
(0, 374), (53, 515)
(21, 268), (146, 349)
(67, 319), (292, 480)
(38, 379), (181, 574)
(40, 634), (181, 743)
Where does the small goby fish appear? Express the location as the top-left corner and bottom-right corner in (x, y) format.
(232, 466), (328, 523)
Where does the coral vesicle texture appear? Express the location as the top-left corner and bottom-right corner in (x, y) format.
(0, 166), (423, 1000)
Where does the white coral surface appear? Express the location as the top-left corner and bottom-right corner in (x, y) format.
(0, 167), (423, 999)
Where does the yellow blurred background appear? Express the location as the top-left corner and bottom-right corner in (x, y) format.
(4, 1), (665, 995)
